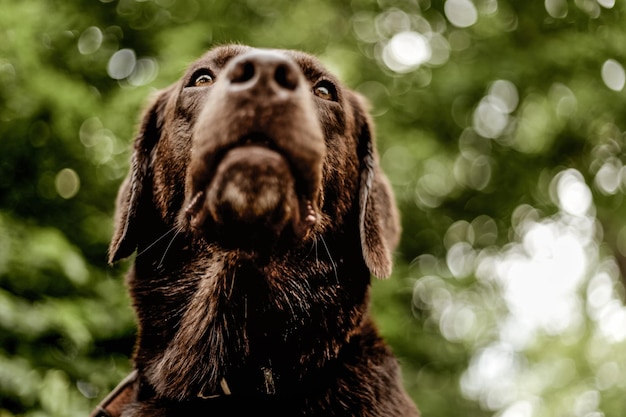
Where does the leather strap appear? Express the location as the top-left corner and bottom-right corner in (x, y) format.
(89, 371), (139, 417)
(89, 366), (276, 416)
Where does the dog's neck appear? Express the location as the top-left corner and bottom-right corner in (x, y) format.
(90, 323), (387, 417)
(133, 317), (379, 404)
(130, 229), (371, 403)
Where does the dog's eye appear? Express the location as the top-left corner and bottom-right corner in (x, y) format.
(195, 74), (214, 87)
(313, 82), (337, 101)
(190, 70), (215, 87)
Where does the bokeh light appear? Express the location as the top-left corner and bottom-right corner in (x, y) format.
(601, 59), (625, 92)
(383, 31), (432, 73)
(55, 168), (80, 199)
(413, 160), (626, 415)
(77, 27), (103, 55)
(107, 48), (136, 80)
(444, 0), (478, 28)
(545, 0), (569, 19)
(473, 80), (518, 139)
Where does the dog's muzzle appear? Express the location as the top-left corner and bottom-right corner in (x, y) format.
(184, 49), (325, 243)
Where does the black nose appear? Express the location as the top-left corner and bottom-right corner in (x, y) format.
(225, 50), (301, 94)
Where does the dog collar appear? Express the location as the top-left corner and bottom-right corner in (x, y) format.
(89, 367), (277, 417)
(198, 366), (276, 399)
(89, 371), (139, 417)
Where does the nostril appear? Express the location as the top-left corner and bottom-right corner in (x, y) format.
(274, 64), (298, 91)
(226, 51), (302, 92)
(230, 60), (256, 84)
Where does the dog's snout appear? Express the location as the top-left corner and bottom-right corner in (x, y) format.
(187, 47), (326, 244)
(226, 51), (300, 94)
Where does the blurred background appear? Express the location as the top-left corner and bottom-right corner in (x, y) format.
(2, 0), (626, 416)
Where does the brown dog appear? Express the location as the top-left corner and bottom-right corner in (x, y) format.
(96, 44), (419, 416)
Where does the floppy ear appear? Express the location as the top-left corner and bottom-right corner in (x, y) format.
(108, 90), (170, 263)
(352, 93), (401, 279)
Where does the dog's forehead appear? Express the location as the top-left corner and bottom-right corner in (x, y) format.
(281, 49), (336, 83)
(195, 44), (251, 68)
(190, 44), (338, 83)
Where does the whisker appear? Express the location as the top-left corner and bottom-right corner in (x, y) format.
(319, 236), (338, 284)
(304, 236), (318, 260)
(136, 227), (179, 258)
(315, 237), (319, 267)
(158, 226), (183, 269)
(227, 267), (237, 300)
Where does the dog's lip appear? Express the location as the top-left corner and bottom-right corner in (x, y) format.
(202, 133), (311, 196)
(185, 135), (319, 235)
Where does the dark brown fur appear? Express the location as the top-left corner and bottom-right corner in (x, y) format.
(108, 44), (419, 416)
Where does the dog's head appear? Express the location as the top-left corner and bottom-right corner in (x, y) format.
(108, 45), (401, 400)
(110, 44), (399, 278)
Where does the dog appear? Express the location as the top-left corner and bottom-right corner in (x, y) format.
(94, 44), (419, 417)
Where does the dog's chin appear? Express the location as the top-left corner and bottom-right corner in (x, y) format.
(185, 145), (318, 246)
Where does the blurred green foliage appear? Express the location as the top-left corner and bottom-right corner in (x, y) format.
(2, 0), (626, 416)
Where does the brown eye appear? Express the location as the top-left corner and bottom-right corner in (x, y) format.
(194, 74), (214, 87)
(313, 82), (336, 101)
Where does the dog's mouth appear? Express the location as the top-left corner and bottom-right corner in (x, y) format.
(184, 134), (320, 242)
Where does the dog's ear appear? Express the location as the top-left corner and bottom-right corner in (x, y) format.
(351, 93), (401, 279)
(109, 89), (170, 263)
